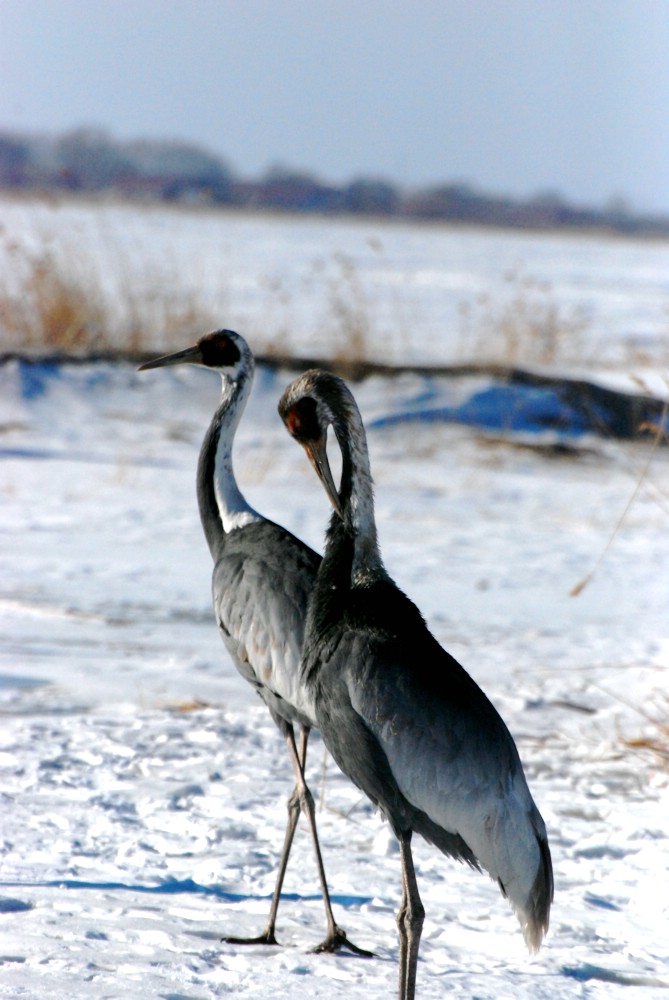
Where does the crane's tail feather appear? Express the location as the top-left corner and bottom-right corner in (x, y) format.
(411, 810), (481, 871)
(505, 830), (553, 952)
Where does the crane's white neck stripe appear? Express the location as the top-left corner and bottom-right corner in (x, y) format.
(213, 422), (262, 534)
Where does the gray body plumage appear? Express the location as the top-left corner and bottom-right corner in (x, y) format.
(211, 520), (319, 729)
(304, 571), (551, 948)
(279, 369), (552, 996)
(187, 335), (320, 729)
(139, 332), (367, 955)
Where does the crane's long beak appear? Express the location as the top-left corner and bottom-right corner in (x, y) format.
(303, 437), (344, 519)
(138, 343), (204, 371)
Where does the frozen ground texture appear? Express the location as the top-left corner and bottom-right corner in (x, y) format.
(1, 353), (668, 999)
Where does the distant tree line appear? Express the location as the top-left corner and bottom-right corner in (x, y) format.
(1, 126), (667, 235)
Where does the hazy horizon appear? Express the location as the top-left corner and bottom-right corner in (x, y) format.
(2, 1), (668, 214)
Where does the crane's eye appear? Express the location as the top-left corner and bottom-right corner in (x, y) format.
(285, 397), (320, 442)
(199, 331), (241, 367)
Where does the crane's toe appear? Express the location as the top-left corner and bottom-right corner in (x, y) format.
(310, 926), (375, 958)
(221, 930), (280, 947)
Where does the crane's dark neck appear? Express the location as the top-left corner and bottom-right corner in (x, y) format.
(197, 369), (261, 558)
(327, 401), (386, 589)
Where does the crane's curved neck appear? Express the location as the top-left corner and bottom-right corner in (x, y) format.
(197, 369), (261, 557)
(329, 405), (386, 588)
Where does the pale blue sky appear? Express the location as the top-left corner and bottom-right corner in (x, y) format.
(1, 0), (668, 213)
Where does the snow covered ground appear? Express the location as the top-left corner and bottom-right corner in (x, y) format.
(1, 353), (668, 999)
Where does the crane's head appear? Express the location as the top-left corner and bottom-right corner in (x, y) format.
(278, 369), (354, 519)
(138, 329), (253, 380)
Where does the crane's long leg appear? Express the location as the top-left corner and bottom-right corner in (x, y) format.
(287, 726), (374, 957)
(396, 832), (425, 1000)
(222, 722), (305, 947)
(222, 724), (372, 955)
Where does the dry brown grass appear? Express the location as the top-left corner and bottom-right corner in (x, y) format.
(2, 224), (664, 379)
(621, 698), (669, 770)
(622, 732), (669, 768)
(458, 266), (591, 367)
(593, 680), (669, 772)
(570, 394), (669, 596)
(252, 250), (375, 373)
(0, 248), (107, 353)
(0, 239), (219, 356)
(326, 251), (372, 367)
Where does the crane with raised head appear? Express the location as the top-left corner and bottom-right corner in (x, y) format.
(279, 369), (553, 999)
(139, 332), (369, 955)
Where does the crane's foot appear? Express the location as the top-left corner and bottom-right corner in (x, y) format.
(310, 926), (375, 958)
(221, 929), (280, 947)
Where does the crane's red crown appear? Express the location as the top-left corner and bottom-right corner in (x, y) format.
(284, 396), (321, 443)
